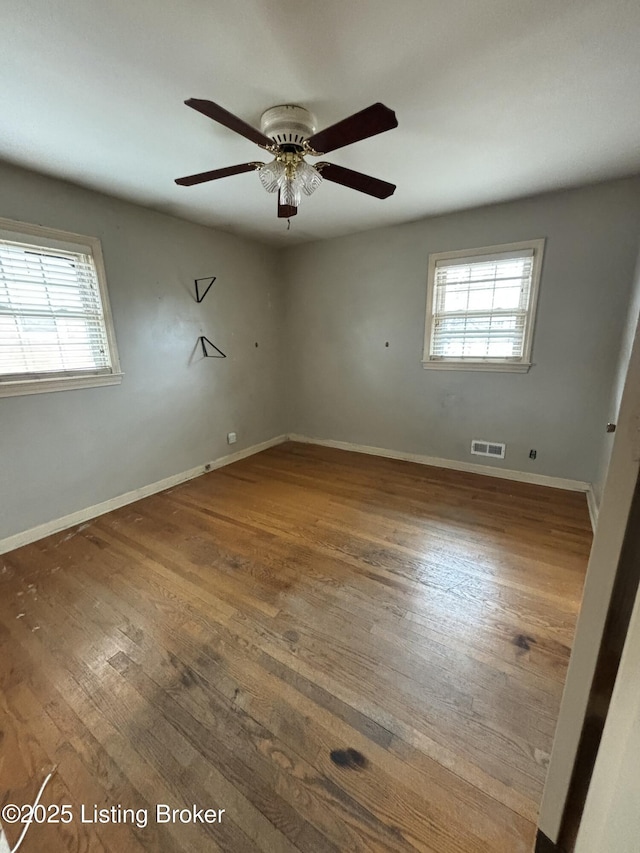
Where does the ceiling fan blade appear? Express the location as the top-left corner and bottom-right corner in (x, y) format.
(306, 103), (397, 154)
(185, 99), (273, 148)
(317, 163), (396, 199)
(278, 192), (298, 218)
(175, 163), (260, 186)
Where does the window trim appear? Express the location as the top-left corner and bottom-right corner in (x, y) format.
(0, 217), (123, 397)
(422, 238), (545, 372)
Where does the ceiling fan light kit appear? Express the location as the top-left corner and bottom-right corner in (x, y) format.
(175, 99), (398, 219)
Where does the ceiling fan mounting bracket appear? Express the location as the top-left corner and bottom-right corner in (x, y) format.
(259, 105), (317, 148)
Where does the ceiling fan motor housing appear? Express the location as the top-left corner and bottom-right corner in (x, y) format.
(260, 105), (317, 148)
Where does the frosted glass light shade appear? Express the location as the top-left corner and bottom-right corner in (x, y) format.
(297, 160), (323, 196)
(258, 159), (322, 207)
(279, 179), (301, 207)
(258, 160), (285, 193)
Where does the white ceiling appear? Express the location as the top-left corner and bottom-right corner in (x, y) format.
(2, 0), (640, 246)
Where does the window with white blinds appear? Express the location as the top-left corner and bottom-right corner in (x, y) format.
(0, 218), (121, 397)
(423, 240), (544, 372)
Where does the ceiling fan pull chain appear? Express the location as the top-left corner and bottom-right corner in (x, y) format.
(287, 218), (291, 231)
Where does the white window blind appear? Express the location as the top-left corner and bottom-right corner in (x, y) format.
(0, 238), (112, 379)
(430, 250), (534, 360)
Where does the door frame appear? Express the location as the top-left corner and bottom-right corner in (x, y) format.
(537, 297), (640, 844)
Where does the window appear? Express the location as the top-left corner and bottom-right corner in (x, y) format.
(0, 217), (122, 397)
(423, 239), (544, 372)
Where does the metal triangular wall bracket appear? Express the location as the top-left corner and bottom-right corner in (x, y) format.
(199, 336), (226, 358)
(195, 276), (216, 303)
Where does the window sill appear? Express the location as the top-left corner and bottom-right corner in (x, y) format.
(0, 372), (124, 398)
(422, 361), (532, 373)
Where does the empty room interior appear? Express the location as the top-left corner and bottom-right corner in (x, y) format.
(2, 2), (640, 852)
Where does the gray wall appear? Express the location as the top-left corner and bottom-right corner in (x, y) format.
(592, 248), (640, 507)
(284, 178), (640, 483)
(3, 166), (640, 543)
(0, 161), (285, 540)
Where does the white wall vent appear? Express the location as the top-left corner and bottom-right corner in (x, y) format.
(471, 439), (506, 459)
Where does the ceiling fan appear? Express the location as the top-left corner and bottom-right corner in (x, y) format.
(175, 99), (398, 218)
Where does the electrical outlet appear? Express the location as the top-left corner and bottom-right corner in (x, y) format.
(227, 432), (237, 445)
(529, 449), (537, 459)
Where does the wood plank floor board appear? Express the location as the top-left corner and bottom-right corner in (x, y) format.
(0, 442), (591, 852)
(4, 533), (408, 851)
(161, 471), (586, 640)
(42, 545), (470, 850)
(108, 651), (408, 853)
(59, 544), (538, 825)
(104, 528), (544, 804)
(140, 488), (580, 692)
(91, 512), (556, 800)
(0, 586), (254, 853)
(82, 496), (572, 816)
(180, 619), (533, 853)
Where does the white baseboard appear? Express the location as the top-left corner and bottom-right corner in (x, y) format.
(288, 434), (592, 494)
(0, 434), (288, 555)
(586, 486), (600, 533)
(1, 432), (593, 556)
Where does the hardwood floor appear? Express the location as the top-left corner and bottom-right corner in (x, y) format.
(0, 441), (591, 852)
